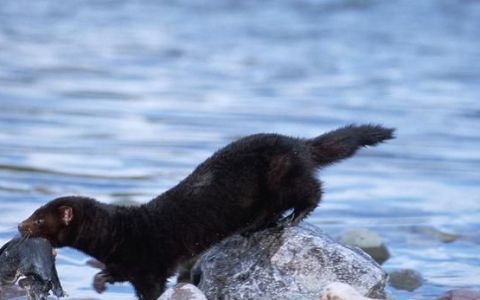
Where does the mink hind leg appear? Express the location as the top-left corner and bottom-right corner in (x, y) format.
(278, 175), (322, 226)
(132, 277), (166, 300)
(267, 154), (321, 226)
(240, 209), (283, 237)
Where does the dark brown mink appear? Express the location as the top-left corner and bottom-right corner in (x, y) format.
(18, 124), (394, 300)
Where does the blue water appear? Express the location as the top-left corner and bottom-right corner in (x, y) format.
(0, 0), (479, 299)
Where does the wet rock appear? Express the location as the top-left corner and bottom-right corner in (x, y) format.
(111, 198), (141, 207)
(33, 185), (54, 195)
(320, 282), (379, 300)
(0, 237), (65, 299)
(86, 258), (106, 270)
(388, 269), (423, 291)
(436, 289), (480, 300)
(338, 228), (390, 264)
(196, 223), (387, 300)
(411, 226), (460, 243)
(159, 283), (207, 300)
(0, 285), (27, 299)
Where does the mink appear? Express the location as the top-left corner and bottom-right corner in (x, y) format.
(18, 124), (394, 300)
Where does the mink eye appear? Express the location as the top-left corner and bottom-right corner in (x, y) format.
(35, 219), (45, 225)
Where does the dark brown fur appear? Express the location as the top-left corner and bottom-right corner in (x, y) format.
(18, 125), (394, 300)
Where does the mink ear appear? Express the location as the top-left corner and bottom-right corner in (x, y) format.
(59, 206), (73, 225)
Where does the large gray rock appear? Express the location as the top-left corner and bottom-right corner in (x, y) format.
(196, 223), (387, 299)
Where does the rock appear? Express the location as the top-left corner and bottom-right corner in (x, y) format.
(196, 223), (387, 300)
(320, 282), (379, 300)
(86, 258), (106, 270)
(338, 228), (390, 264)
(0, 285), (27, 299)
(436, 289), (480, 300)
(388, 269), (423, 291)
(110, 198), (141, 206)
(0, 237), (65, 299)
(411, 226), (460, 243)
(158, 283), (207, 300)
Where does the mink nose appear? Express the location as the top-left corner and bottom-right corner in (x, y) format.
(18, 222), (28, 234)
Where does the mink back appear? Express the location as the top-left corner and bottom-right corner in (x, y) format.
(142, 134), (314, 259)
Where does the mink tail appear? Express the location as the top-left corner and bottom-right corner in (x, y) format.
(305, 124), (395, 167)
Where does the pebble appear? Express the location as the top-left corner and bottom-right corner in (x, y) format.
(85, 258), (105, 270)
(319, 282), (378, 300)
(338, 228), (390, 264)
(110, 198), (141, 206)
(411, 226), (460, 243)
(436, 289), (480, 300)
(388, 269), (423, 291)
(158, 283), (207, 300)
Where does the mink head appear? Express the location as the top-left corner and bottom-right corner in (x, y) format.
(18, 196), (92, 247)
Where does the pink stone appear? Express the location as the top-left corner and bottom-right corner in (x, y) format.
(437, 289), (480, 300)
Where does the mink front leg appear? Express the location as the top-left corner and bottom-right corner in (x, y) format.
(93, 270), (113, 293)
(93, 268), (126, 293)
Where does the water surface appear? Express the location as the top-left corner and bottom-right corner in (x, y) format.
(0, 0), (479, 299)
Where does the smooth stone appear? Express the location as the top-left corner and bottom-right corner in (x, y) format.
(320, 282), (379, 300)
(0, 285), (27, 300)
(388, 269), (423, 292)
(0, 237), (65, 298)
(338, 228), (390, 264)
(196, 223), (387, 300)
(85, 258), (106, 270)
(158, 283), (207, 300)
(110, 198), (141, 207)
(436, 289), (480, 300)
(411, 226), (460, 243)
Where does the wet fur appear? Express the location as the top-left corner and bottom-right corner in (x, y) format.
(19, 125), (394, 300)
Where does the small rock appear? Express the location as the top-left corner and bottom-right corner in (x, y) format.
(158, 283), (207, 300)
(33, 185), (54, 195)
(320, 282), (378, 300)
(338, 228), (390, 264)
(436, 289), (480, 300)
(411, 226), (460, 243)
(196, 223), (387, 300)
(110, 198), (141, 207)
(388, 269), (423, 292)
(0, 237), (65, 298)
(86, 258), (106, 270)
(0, 285), (27, 299)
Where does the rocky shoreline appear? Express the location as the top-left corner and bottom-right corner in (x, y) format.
(2, 220), (477, 300)
(158, 222), (479, 300)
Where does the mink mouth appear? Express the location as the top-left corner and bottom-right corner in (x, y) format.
(18, 230), (32, 239)
(18, 222), (34, 238)
(18, 228), (29, 237)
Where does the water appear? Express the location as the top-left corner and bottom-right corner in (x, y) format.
(0, 0), (479, 299)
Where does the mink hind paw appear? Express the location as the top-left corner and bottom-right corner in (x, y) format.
(279, 211), (305, 227)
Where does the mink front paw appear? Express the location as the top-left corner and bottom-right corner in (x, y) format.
(93, 271), (113, 293)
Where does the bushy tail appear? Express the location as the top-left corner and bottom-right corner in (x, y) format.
(306, 124), (394, 166)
